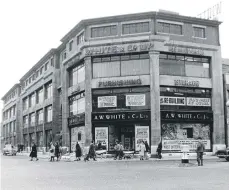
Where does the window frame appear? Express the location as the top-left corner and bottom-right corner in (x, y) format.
(192, 24), (206, 39)
(69, 40), (74, 52)
(77, 30), (85, 45)
(89, 23), (118, 39)
(157, 19), (184, 36)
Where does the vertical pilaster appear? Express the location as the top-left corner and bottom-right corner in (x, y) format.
(149, 51), (161, 155)
(84, 56), (92, 147)
(211, 48), (226, 153)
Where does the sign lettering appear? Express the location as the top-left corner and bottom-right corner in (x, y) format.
(174, 79), (199, 87)
(169, 46), (204, 55)
(98, 79), (142, 88)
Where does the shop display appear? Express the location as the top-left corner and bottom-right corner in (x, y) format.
(95, 127), (108, 150)
(135, 126), (149, 151)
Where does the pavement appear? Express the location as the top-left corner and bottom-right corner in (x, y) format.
(1, 153), (229, 190)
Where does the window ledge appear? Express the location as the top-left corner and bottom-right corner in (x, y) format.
(192, 36), (206, 40)
(156, 32), (184, 36)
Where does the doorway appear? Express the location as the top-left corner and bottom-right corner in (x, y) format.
(120, 125), (135, 151)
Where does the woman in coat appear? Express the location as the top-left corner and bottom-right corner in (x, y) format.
(75, 142), (82, 161)
(139, 141), (146, 160)
(156, 141), (162, 159)
(55, 142), (60, 161)
(30, 142), (38, 161)
(84, 140), (97, 161)
(49, 142), (55, 162)
(144, 141), (150, 160)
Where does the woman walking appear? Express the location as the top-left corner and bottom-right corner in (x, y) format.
(84, 140), (97, 162)
(75, 142), (82, 161)
(55, 142), (60, 161)
(156, 141), (162, 159)
(139, 141), (146, 160)
(30, 142), (38, 161)
(49, 142), (55, 162)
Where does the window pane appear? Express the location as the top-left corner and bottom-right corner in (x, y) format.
(77, 66), (85, 83)
(185, 61), (209, 78)
(73, 70), (78, 86)
(160, 59), (185, 76)
(78, 98), (85, 114)
(121, 59), (150, 76)
(93, 61), (120, 78)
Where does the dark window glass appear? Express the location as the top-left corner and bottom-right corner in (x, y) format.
(193, 27), (205, 38)
(91, 25), (117, 38)
(158, 22), (182, 35)
(122, 22), (149, 35)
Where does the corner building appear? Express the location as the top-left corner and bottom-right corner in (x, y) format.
(60, 11), (225, 155)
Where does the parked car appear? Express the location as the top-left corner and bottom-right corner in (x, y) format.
(3, 144), (17, 156)
(216, 147), (229, 161)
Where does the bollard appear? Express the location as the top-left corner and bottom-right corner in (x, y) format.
(181, 145), (189, 163)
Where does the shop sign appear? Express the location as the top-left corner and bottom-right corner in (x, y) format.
(187, 97), (211, 107)
(135, 126), (149, 151)
(85, 42), (154, 56)
(68, 114), (85, 126)
(98, 79), (142, 88)
(126, 94), (145, 106)
(92, 111), (150, 122)
(161, 111), (213, 121)
(169, 45), (204, 55)
(174, 79), (199, 87)
(95, 127), (108, 150)
(98, 96), (117, 108)
(162, 139), (211, 151)
(160, 96), (186, 106)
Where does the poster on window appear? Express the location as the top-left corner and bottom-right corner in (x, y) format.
(126, 94), (145, 106)
(98, 96), (117, 108)
(135, 126), (149, 151)
(186, 97), (211, 107)
(95, 127), (108, 150)
(160, 96), (186, 106)
(161, 123), (211, 151)
(71, 127), (77, 152)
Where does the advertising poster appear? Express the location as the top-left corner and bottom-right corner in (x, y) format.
(135, 126), (149, 151)
(160, 96), (186, 106)
(71, 127), (77, 152)
(161, 123), (211, 151)
(186, 97), (211, 107)
(95, 127), (108, 150)
(98, 96), (117, 108)
(126, 94), (145, 106)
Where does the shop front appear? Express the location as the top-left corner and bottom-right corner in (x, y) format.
(92, 86), (150, 152)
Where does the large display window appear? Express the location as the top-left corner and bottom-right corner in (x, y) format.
(161, 123), (211, 152)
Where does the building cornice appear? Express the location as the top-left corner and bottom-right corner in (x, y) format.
(1, 84), (20, 100)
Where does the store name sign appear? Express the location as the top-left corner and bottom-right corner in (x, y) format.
(169, 45), (204, 55)
(98, 79), (142, 87)
(92, 111), (150, 121)
(85, 42), (154, 55)
(161, 111), (213, 121)
(160, 96), (186, 106)
(174, 79), (199, 87)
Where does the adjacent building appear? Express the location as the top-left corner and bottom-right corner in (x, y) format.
(1, 10), (227, 155)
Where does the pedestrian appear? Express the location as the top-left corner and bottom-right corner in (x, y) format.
(55, 142), (60, 161)
(196, 137), (205, 166)
(144, 141), (150, 160)
(49, 142), (55, 162)
(84, 140), (97, 162)
(156, 141), (162, 159)
(30, 142), (38, 161)
(119, 142), (124, 160)
(75, 142), (82, 161)
(114, 141), (120, 160)
(139, 141), (146, 160)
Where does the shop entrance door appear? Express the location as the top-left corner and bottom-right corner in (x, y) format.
(120, 125), (135, 151)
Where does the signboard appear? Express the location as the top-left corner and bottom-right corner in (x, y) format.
(162, 139), (211, 151)
(92, 111), (150, 122)
(197, 1), (222, 20)
(85, 42), (154, 56)
(98, 79), (141, 88)
(95, 127), (108, 150)
(126, 94), (145, 106)
(186, 97), (211, 107)
(161, 111), (213, 121)
(174, 79), (199, 87)
(68, 113), (85, 126)
(98, 96), (117, 108)
(160, 96), (186, 106)
(135, 126), (149, 151)
(169, 46), (204, 55)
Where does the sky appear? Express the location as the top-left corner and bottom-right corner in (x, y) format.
(0, 0), (228, 123)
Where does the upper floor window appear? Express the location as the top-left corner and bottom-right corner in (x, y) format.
(36, 70), (39, 78)
(45, 105), (52, 122)
(193, 26), (205, 38)
(29, 113), (35, 126)
(159, 53), (210, 78)
(45, 61), (49, 71)
(45, 82), (53, 99)
(69, 92), (85, 116)
(91, 25), (117, 38)
(29, 93), (36, 107)
(77, 32), (84, 45)
(50, 58), (54, 67)
(23, 115), (28, 128)
(158, 22), (182, 35)
(23, 98), (28, 110)
(69, 40), (73, 52)
(37, 88), (44, 104)
(37, 109), (43, 125)
(13, 121), (16, 132)
(69, 64), (85, 87)
(40, 66), (44, 75)
(122, 22), (149, 35)
(61, 50), (67, 62)
(92, 53), (150, 78)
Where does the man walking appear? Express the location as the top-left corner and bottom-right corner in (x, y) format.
(196, 137), (205, 166)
